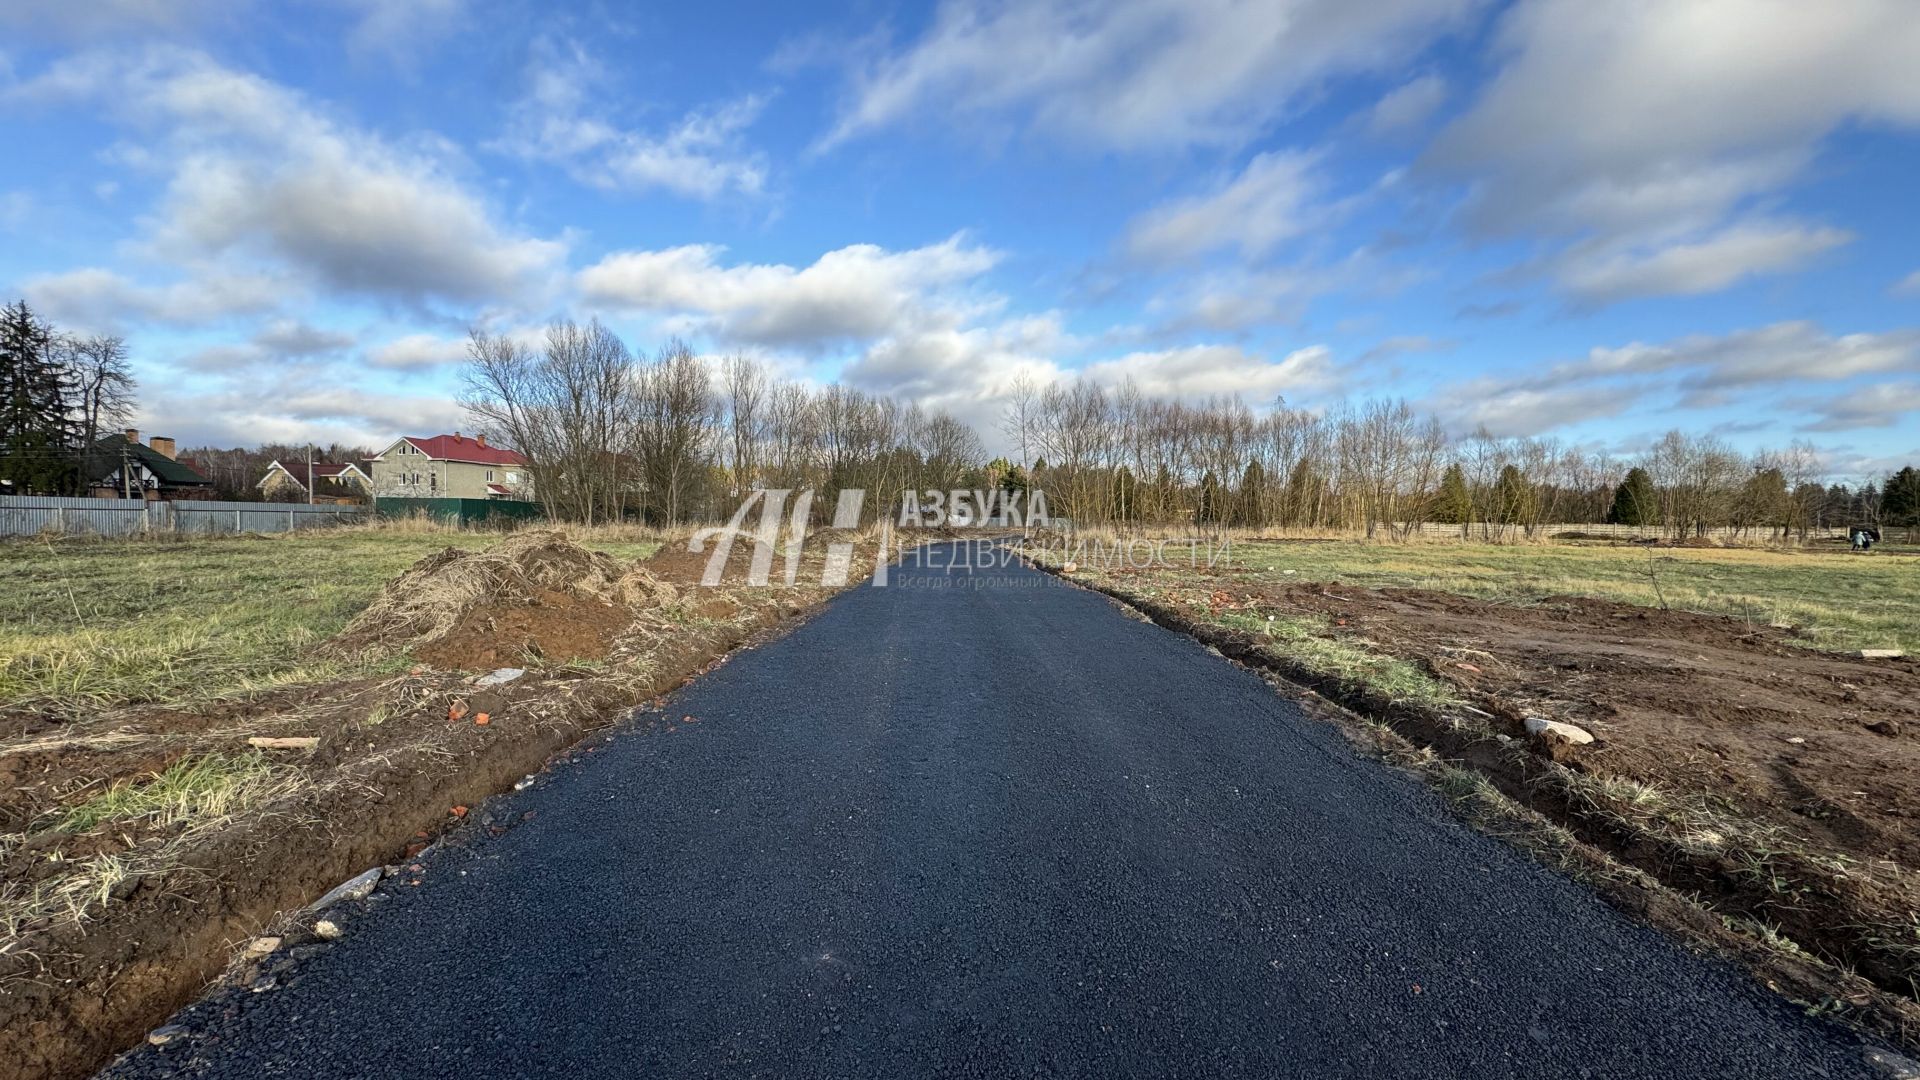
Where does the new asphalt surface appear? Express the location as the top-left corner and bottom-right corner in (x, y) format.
(108, 542), (1887, 1078)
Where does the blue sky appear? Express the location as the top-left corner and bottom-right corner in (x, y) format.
(2, 0), (1916, 476)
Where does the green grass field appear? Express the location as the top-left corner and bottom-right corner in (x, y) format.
(1222, 540), (1918, 654)
(0, 527), (662, 713)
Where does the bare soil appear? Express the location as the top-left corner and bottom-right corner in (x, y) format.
(0, 529), (882, 1080)
(1059, 561), (1920, 1048)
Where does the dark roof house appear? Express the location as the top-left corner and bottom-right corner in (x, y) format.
(91, 429), (214, 500)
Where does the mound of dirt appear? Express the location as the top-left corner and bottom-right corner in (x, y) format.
(324, 531), (677, 670)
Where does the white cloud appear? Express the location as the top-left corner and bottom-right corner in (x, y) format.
(0, 0), (237, 41)
(493, 38), (768, 201)
(367, 332), (470, 370)
(1892, 270), (1920, 297)
(577, 234), (1001, 347)
(820, 0), (1481, 151)
(1796, 383), (1920, 432)
(1553, 221), (1851, 304)
(143, 382), (464, 450)
(841, 315), (1070, 434)
(252, 318), (354, 356)
(1428, 0), (1920, 300)
(1431, 381), (1644, 437)
(330, 0), (467, 66)
(1081, 343), (1335, 401)
(1367, 73), (1447, 135)
(1125, 151), (1321, 263)
(11, 47), (565, 306)
(1424, 321), (1920, 437)
(22, 266), (287, 331)
(1569, 322), (1920, 392)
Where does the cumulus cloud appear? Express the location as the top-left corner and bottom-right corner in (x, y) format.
(577, 234), (1001, 347)
(1428, 0), (1920, 300)
(819, 0), (1481, 151)
(22, 266), (287, 331)
(1430, 380), (1645, 437)
(1367, 73), (1447, 135)
(1425, 321), (1920, 436)
(329, 0), (467, 66)
(1796, 383), (1920, 432)
(1553, 221), (1851, 304)
(0, 0), (238, 41)
(141, 382), (464, 450)
(252, 318), (354, 356)
(1125, 151), (1322, 263)
(367, 332), (471, 370)
(493, 38), (768, 201)
(11, 47), (565, 307)
(1081, 343), (1335, 401)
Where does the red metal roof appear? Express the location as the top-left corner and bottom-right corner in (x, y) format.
(485, 483), (513, 495)
(404, 434), (526, 466)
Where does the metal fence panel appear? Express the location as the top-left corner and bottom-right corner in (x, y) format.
(0, 495), (149, 537)
(0, 495), (367, 537)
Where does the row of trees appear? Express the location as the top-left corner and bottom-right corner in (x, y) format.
(0, 301), (137, 496)
(461, 322), (986, 525)
(1002, 378), (1901, 539)
(461, 323), (1916, 539)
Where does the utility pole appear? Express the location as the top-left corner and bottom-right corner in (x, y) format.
(121, 445), (132, 500)
(307, 444), (314, 506)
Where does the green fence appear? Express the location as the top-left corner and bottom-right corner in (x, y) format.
(374, 497), (545, 527)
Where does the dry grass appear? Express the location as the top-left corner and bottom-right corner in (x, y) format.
(1, 751), (312, 955)
(0, 525), (663, 713)
(1224, 539), (1918, 654)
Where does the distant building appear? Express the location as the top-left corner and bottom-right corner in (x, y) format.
(368, 433), (531, 500)
(256, 459), (372, 503)
(90, 429), (215, 501)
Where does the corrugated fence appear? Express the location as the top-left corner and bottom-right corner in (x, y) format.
(0, 496), (367, 537)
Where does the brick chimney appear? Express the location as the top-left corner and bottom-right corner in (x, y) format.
(476, 434), (487, 448)
(125, 428), (139, 444)
(150, 436), (176, 460)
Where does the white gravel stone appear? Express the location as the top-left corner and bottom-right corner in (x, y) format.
(1524, 717), (1594, 745)
(308, 867), (382, 912)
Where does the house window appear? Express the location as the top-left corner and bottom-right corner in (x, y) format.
(505, 471), (518, 483)
(429, 472), (437, 492)
(485, 469), (494, 482)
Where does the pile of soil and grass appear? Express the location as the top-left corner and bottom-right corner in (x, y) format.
(1044, 558), (1920, 1047)
(0, 528), (882, 1080)
(325, 530), (680, 671)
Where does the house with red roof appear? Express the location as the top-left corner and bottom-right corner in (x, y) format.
(256, 458), (372, 502)
(367, 433), (532, 500)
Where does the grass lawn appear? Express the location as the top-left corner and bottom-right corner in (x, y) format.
(1222, 540), (1918, 654)
(0, 527), (662, 713)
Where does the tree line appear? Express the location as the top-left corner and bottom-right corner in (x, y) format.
(461, 321), (985, 526)
(0, 301), (136, 496)
(462, 322), (1917, 538)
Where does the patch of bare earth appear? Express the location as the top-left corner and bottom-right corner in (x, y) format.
(1052, 560), (1920, 1050)
(0, 529), (880, 1080)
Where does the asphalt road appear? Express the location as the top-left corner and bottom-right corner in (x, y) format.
(109, 542), (1886, 1078)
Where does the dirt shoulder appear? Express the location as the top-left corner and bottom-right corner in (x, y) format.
(1023, 547), (1920, 1051)
(0, 529), (889, 1080)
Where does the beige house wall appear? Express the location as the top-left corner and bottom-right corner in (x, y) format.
(370, 443), (531, 500)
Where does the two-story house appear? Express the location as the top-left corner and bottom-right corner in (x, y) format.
(368, 433), (532, 500)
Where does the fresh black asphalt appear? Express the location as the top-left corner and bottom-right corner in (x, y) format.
(108, 542), (1885, 1078)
